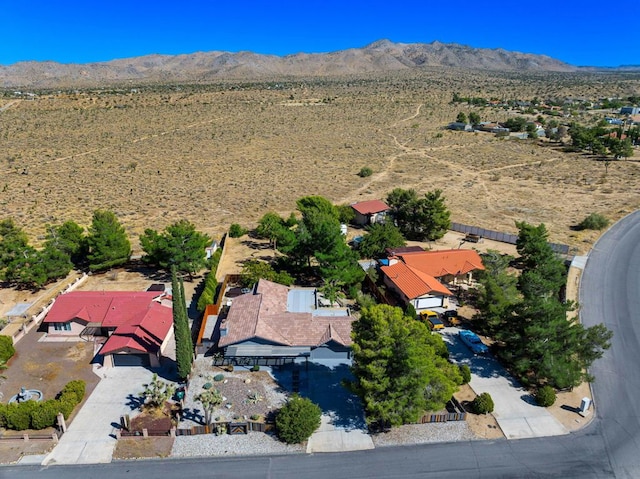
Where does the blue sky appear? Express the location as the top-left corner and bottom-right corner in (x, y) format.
(2, 0), (639, 67)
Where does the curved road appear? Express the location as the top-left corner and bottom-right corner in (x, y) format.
(7, 211), (640, 478)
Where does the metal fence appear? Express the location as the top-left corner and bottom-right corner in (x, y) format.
(451, 222), (570, 255)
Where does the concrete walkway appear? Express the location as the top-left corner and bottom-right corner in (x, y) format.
(443, 328), (568, 440)
(306, 414), (374, 453)
(42, 367), (155, 465)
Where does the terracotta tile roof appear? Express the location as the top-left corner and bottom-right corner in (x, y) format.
(351, 199), (390, 215)
(100, 302), (173, 355)
(219, 279), (355, 349)
(380, 262), (452, 300)
(44, 291), (173, 355)
(397, 249), (485, 278)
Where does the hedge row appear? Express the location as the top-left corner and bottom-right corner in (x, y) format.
(0, 335), (15, 363)
(196, 248), (222, 312)
(0, 380), (85, 430)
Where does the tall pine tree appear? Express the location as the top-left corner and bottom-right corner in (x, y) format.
(172, 267), (193, 380)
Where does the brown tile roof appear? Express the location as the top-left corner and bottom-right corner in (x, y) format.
(351, 199), (390, 215)
(381, 262), (452, 300)
(397, 249), (484, 278)
(219, 279), (355, 349)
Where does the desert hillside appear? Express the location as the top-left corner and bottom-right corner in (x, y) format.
(0, 40), (578, 89)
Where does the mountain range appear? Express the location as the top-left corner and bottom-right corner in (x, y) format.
(0, 40), (598, 89)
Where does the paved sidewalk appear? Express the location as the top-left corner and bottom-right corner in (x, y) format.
(42, 367), (156, 465)
(306, 414), (374, 453)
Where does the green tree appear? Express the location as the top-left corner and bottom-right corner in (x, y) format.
(475, 251), (519, 336)
(45, 221), (87, 266)
(86, 210), (131, 272)
(494, 222), (613, 389)
(526, 123), (539, 138)
(255, 212), (296, 251)
(386, 188), (450, 241)
(240, 260), (294, 288)
(468, 112), (481, 125)
(172, 268), (193, 380)
(358, 222), (406, 259)
(5, 245), (73, 289)
(0, 219), (30, 276)
(347, 304), (461, 429)
(504, 116), (527, 132)
(140, 220), (210, 278)
(456, 112), (467, 123)
(336, 204), (356, 224)
(275, 395), (322, 444)
(296, 196), (340, 220)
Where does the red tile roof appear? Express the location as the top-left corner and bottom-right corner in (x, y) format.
(380, 261), (452, 300)
(397, 249), (485, 278)
(219, 279), (355, 349)
(351, 200), (390, 215)
(44, 291), (173, 355)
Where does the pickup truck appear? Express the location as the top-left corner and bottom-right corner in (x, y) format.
(459, 330), (489, 355)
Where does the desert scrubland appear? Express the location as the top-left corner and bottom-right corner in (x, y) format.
(1, 69), (639, 253)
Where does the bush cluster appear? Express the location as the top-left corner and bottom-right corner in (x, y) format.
(0, 335), (15, 362)
(459, 364), (472, 385)
(276, 395), (321, 444)
(358, 166), (373, 178)
(228, 223), (247, 238)
(0, 380), (86, 430)
(535, 385), (556, 407)
(576, 213), (609, 231)
(472, 392), (494, 414)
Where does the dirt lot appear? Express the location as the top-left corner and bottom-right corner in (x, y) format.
(0, 326), (100, 464)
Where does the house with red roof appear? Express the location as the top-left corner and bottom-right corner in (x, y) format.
(380, 249), (484, 311)
(350, 200), (390, 226)
(43, 291), (173, 367)
(218, 279), (355, 364)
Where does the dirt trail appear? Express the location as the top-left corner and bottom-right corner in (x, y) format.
(43, 117), (221, 165)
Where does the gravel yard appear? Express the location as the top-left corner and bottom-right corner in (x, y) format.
(178, 358), (287, 426)
(371, 422), (477, 447)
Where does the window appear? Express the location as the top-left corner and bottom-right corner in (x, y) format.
(53, 322), (71, 331)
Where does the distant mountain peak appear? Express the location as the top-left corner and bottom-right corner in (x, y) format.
(0, 40), (580, 89)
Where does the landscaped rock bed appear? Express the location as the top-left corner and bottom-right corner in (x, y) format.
(178, 358), (288, 427)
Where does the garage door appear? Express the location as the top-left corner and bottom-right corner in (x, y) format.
(416, 297), (443, 309)
(112, 354), (150, 367)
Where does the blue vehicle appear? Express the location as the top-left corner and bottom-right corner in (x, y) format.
(459, 330), (489, 355)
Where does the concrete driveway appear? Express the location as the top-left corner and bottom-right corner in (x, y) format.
(272, 360), (374, 453)
(442, 328), (568, 439)
(43, 366), (157, 465)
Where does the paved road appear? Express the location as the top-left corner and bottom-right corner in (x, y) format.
(5, 210), (640, 477)
(580, 209), (640, 478)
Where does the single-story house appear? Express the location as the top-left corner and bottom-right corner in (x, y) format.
(218, 279), (354, 364)
(447, 122), (473, 131)
(620, 106), (640, 115)
(396, 249), (485, 285)
(351, 200), (390, 226)
(380, 260), (453, 310)
(43, 291), (173, 368)
(380, 249), (484, 311)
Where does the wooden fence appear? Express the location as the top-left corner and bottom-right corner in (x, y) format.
(0, 432), (59, 443)
(196, 273), (243, 349)
(120, 421), (273, 438)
